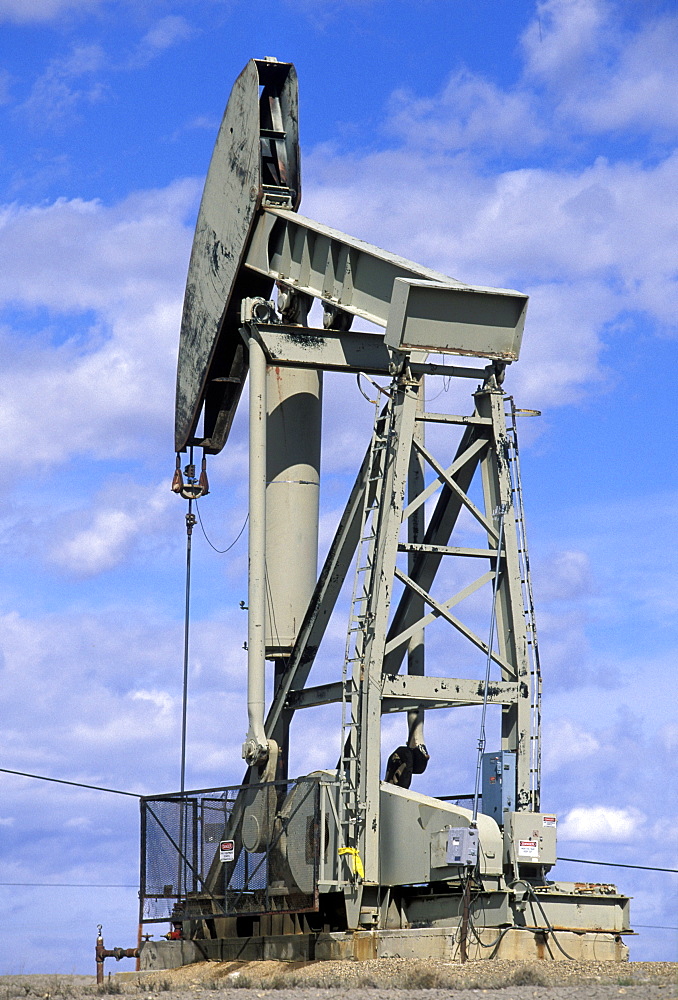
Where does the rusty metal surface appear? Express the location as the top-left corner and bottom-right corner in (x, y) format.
(95, 925), (138, 985)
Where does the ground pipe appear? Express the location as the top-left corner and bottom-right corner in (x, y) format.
(95, 925), (139, 985)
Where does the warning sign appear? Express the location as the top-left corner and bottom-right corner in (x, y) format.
(518, 839), (539, 858)
(219, 839), (235, 862)
(543, 815), (557, 827)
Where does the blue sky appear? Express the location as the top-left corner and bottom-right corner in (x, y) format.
(0, 0), (676, 973)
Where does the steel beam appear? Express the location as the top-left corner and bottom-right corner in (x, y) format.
(411, 437), (499, 538)
(245, 209), (527, 360)
(285, 682), (343, 710)
(285, 676), (518, 713)
(249, 325), (488, 378)
(381, 674), (518, 709)
(384, 569), (496, 656)
(476, 388), (532, 807)
(354, 378), (420, 882)
(383, 424), (486, 673)
(393, 566), (513, 674)
(407, 387), (426, 748)
(398, 543), (498, 558)
(417, 412), (492, 426)
(401, 436), (488, 523)
(384, 276), (527, 360)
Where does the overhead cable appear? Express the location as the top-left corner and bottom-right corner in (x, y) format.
(558, 857), (678, 874)
(3, 769), (676, 876)
(0, 767), (140, 797)
(0, 881), (137, 888)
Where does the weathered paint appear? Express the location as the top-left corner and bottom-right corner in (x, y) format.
(175, 60), (300, 453)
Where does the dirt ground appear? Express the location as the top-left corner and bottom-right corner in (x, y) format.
(1, 960), (676, 1000)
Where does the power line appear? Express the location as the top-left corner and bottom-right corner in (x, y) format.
(558, 856), (678, 874)
(0, 882), (137, 888)
(2, 769), (676, 878)
(0, 767), (140, 798)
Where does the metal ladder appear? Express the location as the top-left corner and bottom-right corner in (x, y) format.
(338, 396), (393, 869)
(505, 397), (542, 811)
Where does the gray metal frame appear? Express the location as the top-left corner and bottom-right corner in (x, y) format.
(239, 316), (542, 889)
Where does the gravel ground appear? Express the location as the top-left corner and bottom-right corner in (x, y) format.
(0, 961), (675, 1000)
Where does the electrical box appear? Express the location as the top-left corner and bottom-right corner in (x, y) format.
(446, 826), (479, 866)
(481, 751), (516, 826)
(504, 811), (557, 868)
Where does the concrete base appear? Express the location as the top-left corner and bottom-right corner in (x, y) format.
(139, 940), (206, 970)
(139, 926), (628, 969)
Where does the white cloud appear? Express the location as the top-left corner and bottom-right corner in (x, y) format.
(141, 15), (194, 53)
(170, 115), (219, 142)
(522, 0), (678, 135)
(0, 181), (198, 471)
(661, 724), (678, 753)
(559, 804), (646, 842)
(543, 719), (600, 773)
(130, 689), (173, 713)
(649, 816), (678, 846)
(54, 509), (136, 575)
(388, 70), (544, 155)
(0, 0), (100, 23)
(303, 137), (678, 411)
(129, 15), (197, 69)
(19, 44), (107, 129)
(580, 16), (678, 132)
(0, 604), (249, 793)
(64, 815), (93, 829)
(49, 481), (173, 576)
(537, 550), (593, 602)
(0, 181), (196, 313)
(522, 0), (610, 83)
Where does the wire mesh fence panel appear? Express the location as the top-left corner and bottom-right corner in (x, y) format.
(200, 795), (234, 884)
(141, 797), (198, 920)
(140, 777), (325, 924)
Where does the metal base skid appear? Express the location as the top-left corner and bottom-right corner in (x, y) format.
(139, 778), (631, 969)
(140, 920), (629, 968)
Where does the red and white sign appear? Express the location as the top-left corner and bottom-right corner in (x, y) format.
(219, 839), (235, 862)
(518, 839), (539, 858)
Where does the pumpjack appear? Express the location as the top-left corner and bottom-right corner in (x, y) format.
(138, 58), (631, 966)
